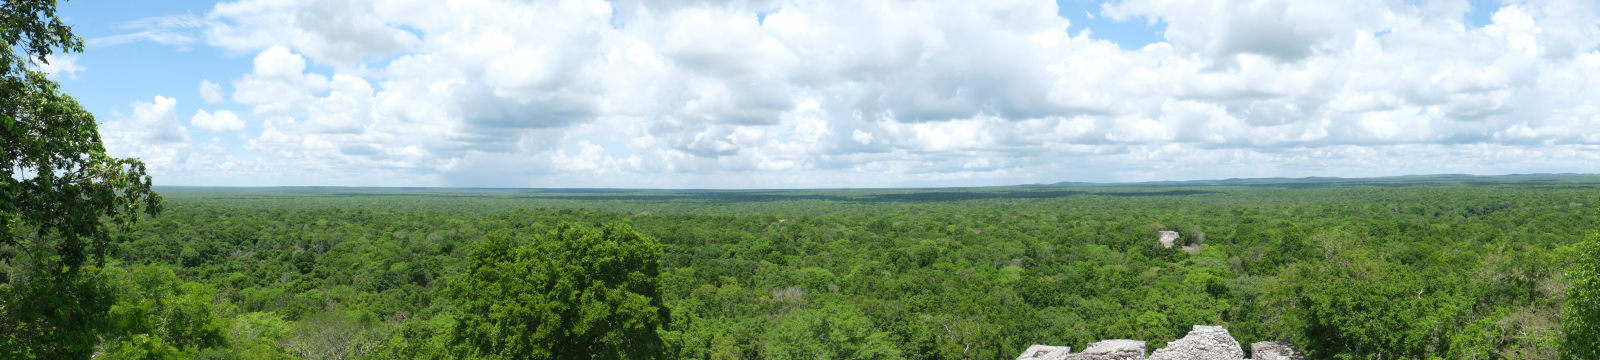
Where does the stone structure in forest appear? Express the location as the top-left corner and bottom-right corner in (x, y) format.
(1016, 325), (1303, 360)
(1247, 341), (1305, 360)
(1067, 339), (1147, 360)
(1016, 344), (1072, 360)
(1157, 230), (1180, 248)
(1148, 326), (1242, 360)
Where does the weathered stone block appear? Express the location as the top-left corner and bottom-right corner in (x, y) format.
(1148, 325), (1244, 360)
(1249, 341), (1305, 360)
(1065, 339), (1145, 360)
(1017, 344), (1072, 360)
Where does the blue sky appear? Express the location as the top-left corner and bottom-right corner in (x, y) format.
(60, 1), (242, 112)
(47, 0), (1600, 188)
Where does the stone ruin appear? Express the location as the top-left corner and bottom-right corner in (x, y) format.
(1016, 345), (1072, 360)
(1157, 230), (1203, 254)
(1015, 325), (1304, 360)
(1246, 341), (1304, 360)
(1157, 230), (1180, 248)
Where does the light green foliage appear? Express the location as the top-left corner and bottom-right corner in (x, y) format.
(226, 312), (296, 360)
(448, 222), (669, 360)
(282, 309), (387, 360)
(1291, 231), (1473, 359)
(104, 265), (228, 355)
(368, 314), (452, 360)
(102, 334), (183, 360)
(764, 302), (902, 360)
(1562, 232), (1600, 359)
(0, 265), (118, 359)
(1448, 307), (1508, 360)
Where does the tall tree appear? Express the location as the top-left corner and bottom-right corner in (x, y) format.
(1, 0), (161, 276)
(448, 222), (670, 360)
(1, 1), (161, 358)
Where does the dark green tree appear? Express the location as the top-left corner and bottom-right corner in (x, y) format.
(1562, 232), (1600, 359)
(2, 0), (160, 275)
(1, 1), (161, 358)
(448, 222), (670, 359)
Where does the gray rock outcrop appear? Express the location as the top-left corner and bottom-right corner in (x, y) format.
(1017, 325), (1300, 360)
(1148, 325), (1244, 360)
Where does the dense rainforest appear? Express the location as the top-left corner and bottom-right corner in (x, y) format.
(3, 1), (1598, 359)
(5, 175), (1599, 359)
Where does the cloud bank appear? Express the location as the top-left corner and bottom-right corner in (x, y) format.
(95, 0), (1600, 187)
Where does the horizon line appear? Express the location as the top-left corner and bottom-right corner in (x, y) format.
(149, 172), (1600, 191)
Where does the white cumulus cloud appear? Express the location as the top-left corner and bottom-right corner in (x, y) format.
(191, 109), (246, 132)
(31, 54), (85, 80)
(101, 96), (194, 173)
(199, 80), (225, 104)
(86, 0), (1600, 187)
(231, 46), (329, 115)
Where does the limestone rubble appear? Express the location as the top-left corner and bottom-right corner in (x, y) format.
(1148, 325), (1243, 360)
(1017, 325), (1303, 360)
(1066, 339), (1145, 360)
(1016, 344), (1072, 360)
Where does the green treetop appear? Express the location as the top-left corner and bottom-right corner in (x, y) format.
(448, 222), (671, 360)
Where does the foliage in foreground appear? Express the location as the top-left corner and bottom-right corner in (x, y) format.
(1, 0), (161, 358)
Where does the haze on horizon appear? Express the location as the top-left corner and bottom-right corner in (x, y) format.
(53, 0), (1600, 189)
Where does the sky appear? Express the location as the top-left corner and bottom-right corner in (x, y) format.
(43, 0), (1600, 188)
